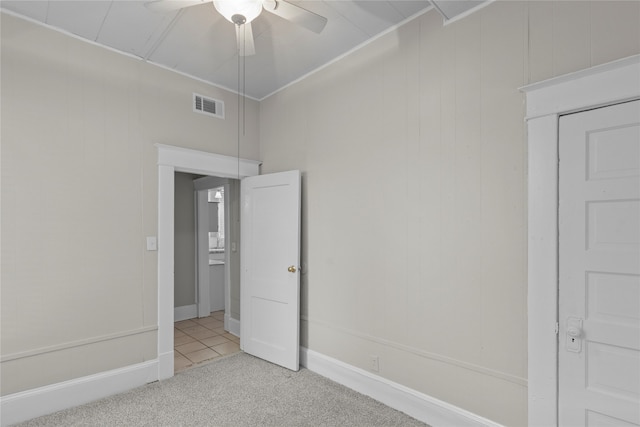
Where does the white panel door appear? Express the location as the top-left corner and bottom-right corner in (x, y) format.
(240, 170), (301, 371)
(559, 100), (640, 426)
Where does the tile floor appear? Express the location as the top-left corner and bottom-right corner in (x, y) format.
(174, 311), (241, 372)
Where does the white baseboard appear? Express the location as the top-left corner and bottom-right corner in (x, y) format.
(174, 304), (197, 322)
(225, 314), (240, 337)
(300, 348), (502, 427)
(158, 350), (174, 381)
(0, 360), (158, 427)
(0, 345), (501, 427)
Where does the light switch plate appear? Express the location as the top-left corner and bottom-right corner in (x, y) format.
(146, 236), (157, 251)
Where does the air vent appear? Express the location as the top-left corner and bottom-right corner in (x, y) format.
(193, 93), (225, 119)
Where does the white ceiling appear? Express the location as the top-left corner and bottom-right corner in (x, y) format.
(1, 0), (486, 100)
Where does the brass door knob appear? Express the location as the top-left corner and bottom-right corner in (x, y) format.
(287, 265), (297, 273)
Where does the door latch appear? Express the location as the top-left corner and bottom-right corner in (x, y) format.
(565, 317), (583, 353)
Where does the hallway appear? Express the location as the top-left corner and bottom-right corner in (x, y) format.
(173, 311), (240, 372)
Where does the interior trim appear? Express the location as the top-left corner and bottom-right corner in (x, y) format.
(259, 6), (433, 101)
(437, 0), (495, 25)
(174, 304), (198, 322)
(225, 315), (241, 337)
(0, 10), (262, 101)
(0, 326), (157, 363)
(521, 55), (640, 120)
(521, 54), (640, 427)
(156, 144), (260, 381)
(301, 315), (526, 386)
(0, 360), (157, 427)
(300, 347), (503, 427)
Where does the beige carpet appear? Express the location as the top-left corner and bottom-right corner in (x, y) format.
(17, 352), (427, 426)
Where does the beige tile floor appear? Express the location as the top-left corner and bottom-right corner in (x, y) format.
(174, 311), (241, 372)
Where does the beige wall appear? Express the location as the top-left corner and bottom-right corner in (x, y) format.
(0, 13), (259, 395)
(227, 179), (242, 320)
(174, 172), (199, 308)
(2, 0), (639, 422)
(259, 1), (640, 425)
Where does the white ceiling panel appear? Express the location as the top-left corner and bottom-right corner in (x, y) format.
(46, 1), (113, 40)
(0, 0), (465, 99)
(96, 1), (180, 58)
(148, 3), (240, 79)
(389, 1), (434, 19)
(324, 1), (404, 37)
(0, 0), (49, 22)
(259, 7), (369, 97)
(431, 0), (486, 21)
(147, 4), (220, 68)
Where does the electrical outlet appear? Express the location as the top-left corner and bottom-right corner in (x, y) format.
(369, 355), (379, 372)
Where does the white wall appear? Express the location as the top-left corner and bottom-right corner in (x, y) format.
(258, 1), (640, 425)
(0, 12), (259, 396)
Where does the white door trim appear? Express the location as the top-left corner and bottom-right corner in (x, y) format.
(521, 54), (640, 426)
(156, 144), (260, 380)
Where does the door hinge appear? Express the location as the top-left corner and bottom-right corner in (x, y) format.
(555, 322), (559, 334)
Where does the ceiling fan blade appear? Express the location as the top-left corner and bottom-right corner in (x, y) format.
(144, 0), (208, 13)
(263, 0), (327, 34)
(236, 22), (256, 57)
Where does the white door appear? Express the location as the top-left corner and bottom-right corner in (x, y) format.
(240, 170), (301, 371)
(559, 100), (640, 426)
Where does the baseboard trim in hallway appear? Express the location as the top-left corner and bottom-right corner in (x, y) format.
(300, 347), (503, 427)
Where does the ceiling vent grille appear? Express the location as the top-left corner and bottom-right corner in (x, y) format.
(193, 93), (224, 119)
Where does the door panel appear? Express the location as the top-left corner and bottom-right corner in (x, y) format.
(240, 170), (301, 371)
(559, 100), (640, 426)
(586, 272), (640, 326)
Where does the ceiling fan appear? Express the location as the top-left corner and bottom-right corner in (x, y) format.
(145, 0), (328, 56)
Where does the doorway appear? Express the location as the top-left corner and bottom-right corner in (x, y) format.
(156, 144), (260, 380)
(173, 173), (235, 322)
(206, 186), (225, 313)
(193, 176), (238, 325)
(172, 174), (241, 371)
(173, 172), (203, 321)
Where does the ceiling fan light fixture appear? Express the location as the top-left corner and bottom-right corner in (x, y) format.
(213, 0), (264, 25)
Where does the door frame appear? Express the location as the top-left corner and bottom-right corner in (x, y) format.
(521, 54), (640, 426)
(156, 144), (260, 380)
